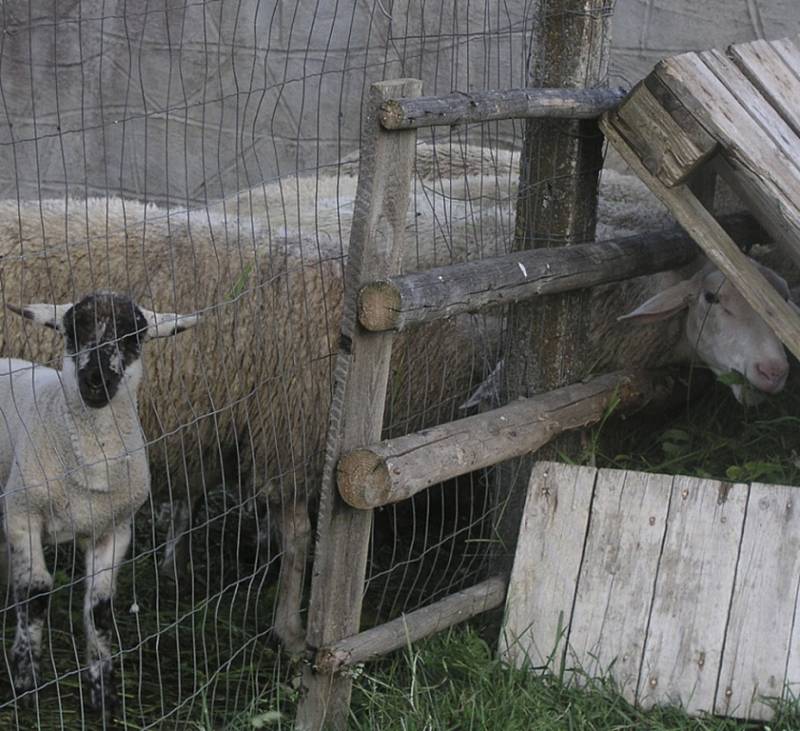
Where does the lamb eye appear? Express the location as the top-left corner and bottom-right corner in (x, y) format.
(704, 291), (719, 305)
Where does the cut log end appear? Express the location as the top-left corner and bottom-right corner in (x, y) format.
(358, 281), (402, 331)
(337, 448), (392, 509)
(379, 99), (406, 130)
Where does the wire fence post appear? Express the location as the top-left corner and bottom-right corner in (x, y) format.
(295, 78), (423, 731)
(496, 0), (615, 570)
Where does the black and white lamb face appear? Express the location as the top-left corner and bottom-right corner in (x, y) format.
(7, 291), (200, 409)
(63, 293), (148, 408)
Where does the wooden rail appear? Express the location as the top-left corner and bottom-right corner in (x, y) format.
(315, 576), (507, 674)
(380, 87), (625, 129)
(337, 369), (672, 510)
(358, 212), (765, 332)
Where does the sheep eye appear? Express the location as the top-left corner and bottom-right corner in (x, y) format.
(704, 291), (719, 305)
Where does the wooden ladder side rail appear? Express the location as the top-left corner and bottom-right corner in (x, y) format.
(295, 78), (423, 731)
(357, 212), (765, 332)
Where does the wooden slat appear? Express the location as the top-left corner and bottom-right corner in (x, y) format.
(717, 482), (800, 719)
(728, 39), (800, 137)
(566, 470), (673, 698)
(612, 80), (717, 186)
(654, 51), (800, 270)
(295, 79), (422, 731)
(500, 462), (597, 670)
(600, 117), (800, 362)
(636, 476), (748, 714)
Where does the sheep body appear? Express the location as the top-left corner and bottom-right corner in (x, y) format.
(0, 144), (771, 656)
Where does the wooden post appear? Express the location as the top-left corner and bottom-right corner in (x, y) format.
(497, 0), (614, 568)
(295, 79), (422, 731)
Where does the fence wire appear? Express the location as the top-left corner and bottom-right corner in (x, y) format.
(3, 0), (790, 727)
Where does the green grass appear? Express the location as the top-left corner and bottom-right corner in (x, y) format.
(345, 626), (800, 731)
(586, 366), (800, 485)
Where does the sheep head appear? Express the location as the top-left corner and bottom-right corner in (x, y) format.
(619, 262), (790, 405)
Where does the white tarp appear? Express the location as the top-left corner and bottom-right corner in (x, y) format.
(0, 0), (797, 204)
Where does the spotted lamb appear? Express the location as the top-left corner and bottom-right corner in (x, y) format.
(0, 293), (198, 714)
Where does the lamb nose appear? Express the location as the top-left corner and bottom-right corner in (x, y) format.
(756, 360), (788, 386)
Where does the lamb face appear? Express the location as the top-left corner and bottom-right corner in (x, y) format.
(64, 293), (148, 408)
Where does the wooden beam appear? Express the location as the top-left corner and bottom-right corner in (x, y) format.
(295, 78), (422, 731)
(379, 87), (625, 130)
(611, 80), (717, 186)
(314, 577), (508, 674)
(654, 50), (800, 271)
(357, 212), (765, 332)
(337, 370), (672, 510)
(601, 116), (800, 361)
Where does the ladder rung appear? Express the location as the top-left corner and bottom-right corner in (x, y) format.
(358, 212), (766, 332)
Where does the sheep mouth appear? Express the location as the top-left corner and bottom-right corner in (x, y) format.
(78, 382), (118, 408)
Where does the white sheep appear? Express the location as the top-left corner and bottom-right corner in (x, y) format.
(0, 293), (198, 713)
(0, 144), (789, 659)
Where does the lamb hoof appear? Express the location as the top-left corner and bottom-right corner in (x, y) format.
(87, 667), (119, 719)
(11, 654), (38, 701)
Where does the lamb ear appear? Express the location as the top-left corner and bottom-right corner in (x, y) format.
(140, 307), (201, 339)
(6, 302), (73, 331)
(617, 278), (699, 325)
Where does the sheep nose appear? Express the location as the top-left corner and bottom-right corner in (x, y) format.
(755, 359), (788, 392)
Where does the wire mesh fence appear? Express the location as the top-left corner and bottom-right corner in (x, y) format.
(0, 1), (535, 727)
(11, 0), (791, 724)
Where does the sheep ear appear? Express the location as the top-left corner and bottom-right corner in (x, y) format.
(6, 302), (72, 331)
(140, 307), (201, 339)
(617, 278), (699, 325)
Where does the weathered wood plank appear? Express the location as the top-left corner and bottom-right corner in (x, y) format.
(601, 118), (800, 362)
(612, 81), (717, 186)
(566, 470), (673, 698)
(654, 51), (800, 271)
(357, 211), (765, 332)
(500, 462), (597, 669)
(717, 482), (800, 719)
(295, 78), (422, 731)
(379, 87), (625, 129)
(337, 370), (673, 510)
(637, 476), (748, 714)
(728, 40), (800, 137)
(315, 576), (507, 673)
